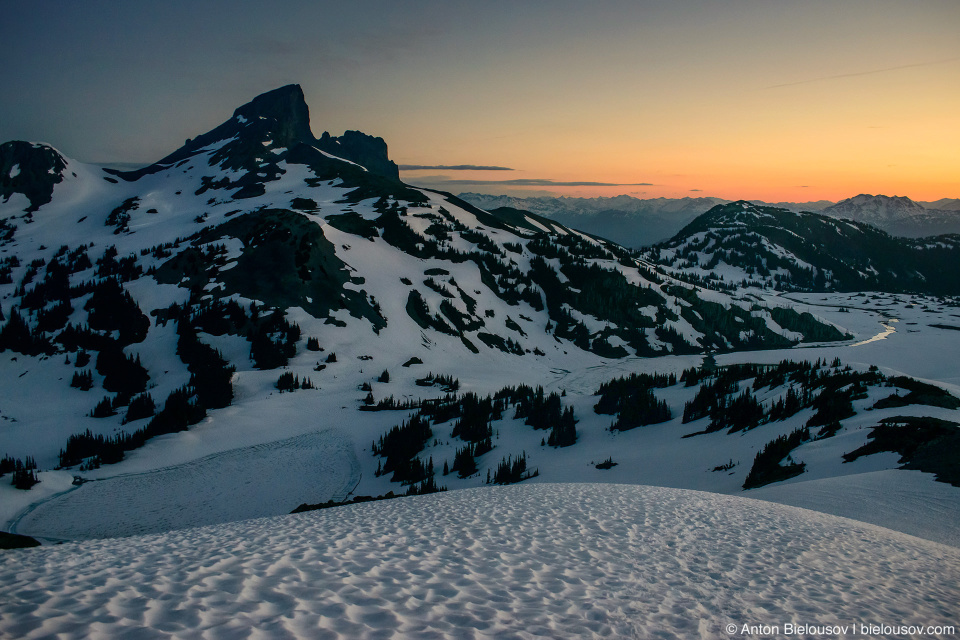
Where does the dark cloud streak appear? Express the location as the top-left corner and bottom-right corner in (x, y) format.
(413, 178), (653, 187)
(399, 164), (514, 171)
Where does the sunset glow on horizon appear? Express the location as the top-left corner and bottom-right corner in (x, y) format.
(2, 1), (957, 203)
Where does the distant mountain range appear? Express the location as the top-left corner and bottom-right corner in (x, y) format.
(459, 193), (960, 247)
(822, 194), (960, 238)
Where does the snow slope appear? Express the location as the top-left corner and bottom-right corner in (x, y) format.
(2, 484), (957, 640)
(750, 469), (960, 548)
(10, 429), (359, 540)
(3, 291), (959, 547)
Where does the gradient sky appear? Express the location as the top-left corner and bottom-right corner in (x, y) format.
(2, 1), (958, 201)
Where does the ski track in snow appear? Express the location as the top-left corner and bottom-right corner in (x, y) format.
(12, 430), (359, 541)
(2, 484), (958, 640)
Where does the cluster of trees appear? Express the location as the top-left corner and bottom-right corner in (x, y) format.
(529, 253), (670, 357)
(0, 455), (39, 490)
(874, 377), (960, 410)
(105, 197), (139, 233)
(58, 386), (206, 469)
(169, 298), (300, 371)
(405, 290), (458, 336)
(372, 415), (432, 484)
(742, 426), (809, 489)
(684, 362), (803, 428)
(451, 393), (496, 443)
(359, 394), (426, 412)
(594, 372), (675, 431)
(70, 369), (94, 390)
(75, 275), (150, 345)
(0, 255), (19, 285)
(546, 408), (577, 446)
(475, 331), (525, 355)
(276, 372), (315, 392)
(679, 359), (899, 442)
(96, 347), (149, 397)
(89, 396), (116, 418)
(405, 476), (446, 496)
(248, 309), (300, 369)
(596, 457), (618, 470)
(0, 309), (55, 356)
(842, 416), (956, 468)
(0, 247), (240, 474)
(511, 386), (578, 447)
(489, 452), (537, 484)
(610, 389), (671, 432)
(370, 381), (585, 490)
(10, 247), (141, 350)
(705, 390), (765, 433)
(765, 387), (803, 422)
(177, 318), (234, 409)
(768, 307), (849, 342)
(95, 245), (142, 282)
(665, 285), (795, 352)
(124, 393), (156, 423)
(415, 373), (459, 392)
(446, 438), (494, 478)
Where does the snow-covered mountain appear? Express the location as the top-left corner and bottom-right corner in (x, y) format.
(921, 197), (960, 211)
(825, 194), (928, 221)
(646, 201), (960, 294)
(823, 194), (960, 238)
(1, 86), (958, 562)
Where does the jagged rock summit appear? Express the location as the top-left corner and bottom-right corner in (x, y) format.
(234, 83), (315, 146)
(107, 84), (399, 189)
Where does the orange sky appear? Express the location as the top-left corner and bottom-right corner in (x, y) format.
(395, 43), (960, 201)
(3, 2), (958, 203)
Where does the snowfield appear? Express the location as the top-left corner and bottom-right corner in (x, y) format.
(3, 484), (958, 640)
(11, 430), (359, 540)
(750, 469), (960, 548)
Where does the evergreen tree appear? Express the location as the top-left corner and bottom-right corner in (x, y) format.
(70, 369), (94, 391)
(89, 396), (116, 418)
(547, 407), (577, 446)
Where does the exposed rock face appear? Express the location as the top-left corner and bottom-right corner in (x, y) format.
(317, 130), (400, 181)
(0, 141), (68, 212)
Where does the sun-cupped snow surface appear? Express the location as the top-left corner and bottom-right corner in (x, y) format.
(3, 484), (958, 640)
